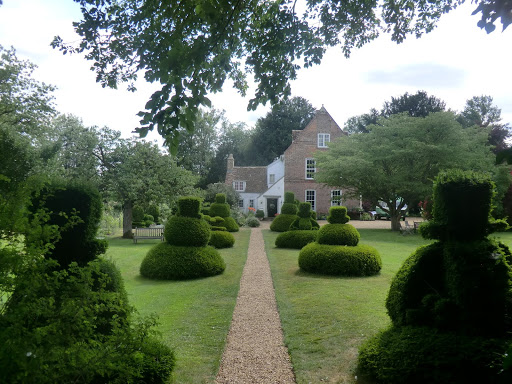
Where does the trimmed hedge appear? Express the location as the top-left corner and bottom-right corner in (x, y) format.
(164, 216), (211, 247)
(176, 197), (202, 219)
(281, 191), (298, 215)
(222, 216), (239, 232)
(275, 230), (318, 249)
(327, 206), (350, 224)
(358, 326), (510, 384)
(209, 202), (230, 218)
(317, 223), (360, 246)
(140, 243), (225, 280)
(298, 243), (382, 276)
(270, 214), (297, 232)
(209, 231), (235, 249)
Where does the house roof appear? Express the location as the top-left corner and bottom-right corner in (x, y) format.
(230, 166), (267, 193)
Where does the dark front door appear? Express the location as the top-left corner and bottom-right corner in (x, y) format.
(267, 198), (278, 218)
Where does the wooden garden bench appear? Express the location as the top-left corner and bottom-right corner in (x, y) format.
(133, 226), (164, 243)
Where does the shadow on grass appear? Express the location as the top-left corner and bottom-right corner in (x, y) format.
(293, 268), (382, 280)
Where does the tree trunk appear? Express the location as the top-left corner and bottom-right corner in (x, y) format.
(122, 200), (133, 239)
(391, 215), (401, 232)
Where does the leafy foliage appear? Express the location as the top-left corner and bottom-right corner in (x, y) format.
(316, 112), (495, 230)
(165, 216), (211, 247)
(246, 97), (315, 165)
(289, 202), (319, 230)
(0, 259), (175, 384)
(244, 216), (260, 227)
(52, 1), (506, 145)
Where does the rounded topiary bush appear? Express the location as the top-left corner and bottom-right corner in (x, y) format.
(245, 216), (260, 227)
(270, 214), (297, 232)
(164, 216), (211, 247)
(275, 230), (318, 249)
(222, 216), (239, 232)
(358, 326), (509, 384)
(140, 243), (225, 279)
(298, 243), (382, 276)
(317, 223), (360, 246)
(209, 231), (235, 249)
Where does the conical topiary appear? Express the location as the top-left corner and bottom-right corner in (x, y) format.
(270, 191), (299, 232)
(140, 197), (225, 279)
(298, 206), (381, 276)
(209, 193), (239, 232)
(358, 170), (512, 383)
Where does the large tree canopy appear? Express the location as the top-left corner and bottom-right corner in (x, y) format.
(344, 90), (446, 134)
(316, 112), (495, 231)
(246, 96), (315, 165)
(52, 1), (510, 150)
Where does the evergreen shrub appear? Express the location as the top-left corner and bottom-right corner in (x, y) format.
(245, 216), (260, 227)
(140, 243), (226, 279)
(358, 326), (509, 384)
(28, 180), (107, 267)
(255, 209), (264, 219)
(327, 206), (350, 224)
(176, 196), (202, 219)
(164, 216), (210, 247)
(222, 216), (240, 232)
(317, 223), (360, 246)
(0, 259), (175, 384)
(298, 243), (382, 276)
(289, 202), (319, 230)
(215, 193), (227, 203)
(275, 230), (318, 249)
(281, 204), (298, 215)
(209, 231), (235, 248)
(270, 214), (296, 232)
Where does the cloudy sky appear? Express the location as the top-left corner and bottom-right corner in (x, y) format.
(0, 1), (510, 142)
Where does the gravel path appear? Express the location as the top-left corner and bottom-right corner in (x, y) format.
(215, 227), (296, 384)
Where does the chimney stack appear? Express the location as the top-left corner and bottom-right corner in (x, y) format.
(227, 154), (234, 172)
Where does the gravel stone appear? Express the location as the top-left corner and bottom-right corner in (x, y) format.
(215, 226), (296, 384)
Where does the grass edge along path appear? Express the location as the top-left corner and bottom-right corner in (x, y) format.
(216, 227), (296, 383)
(104, 228), (250, 384)
(264, 228), (433, 384)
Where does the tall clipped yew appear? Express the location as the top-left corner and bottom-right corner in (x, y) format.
(270, 191), (299, 232)
(141, 196), (225, 279)
(208, 193), (239, 232)
(289, 202), (319, 230)
(358, 170), (512, 383)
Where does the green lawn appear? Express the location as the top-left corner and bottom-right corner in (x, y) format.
(104, 228), (512, 383)
(104, 229), (250, 384)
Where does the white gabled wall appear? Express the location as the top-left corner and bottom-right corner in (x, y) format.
(267, 156), (285, 189)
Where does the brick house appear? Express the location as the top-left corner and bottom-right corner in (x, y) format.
(225, 107), (360, 217)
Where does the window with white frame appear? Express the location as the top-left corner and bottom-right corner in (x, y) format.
(331, 190), (342, 206)
(305, 190), (316, 211)
(249, 199), (254, 208)
(305, 158), (316, 179)
(318, 133), (330, 148)
(269, 174), (275, 184)
(233, 180), (245, 192)
(238, 199), (244, 208)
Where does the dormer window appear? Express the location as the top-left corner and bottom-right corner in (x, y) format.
(318, 133), (330, 148)
(233, 181), (245, 192)
(269, 174), (275, 184)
